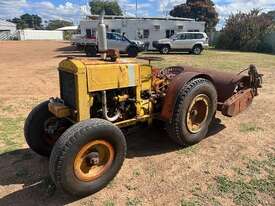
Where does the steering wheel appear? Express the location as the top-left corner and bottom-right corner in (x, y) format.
(136, 56), (164, 65)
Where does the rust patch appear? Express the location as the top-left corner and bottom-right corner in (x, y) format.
(222, 89), (254, 117)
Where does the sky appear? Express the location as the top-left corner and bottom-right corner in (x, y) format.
(0, 0), (275, 29)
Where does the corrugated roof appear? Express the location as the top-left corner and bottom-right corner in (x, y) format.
(87, 15), (195, 22)
(0, 19), (16, 27)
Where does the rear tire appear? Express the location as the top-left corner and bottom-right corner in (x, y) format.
(160, 45), (170, 54)
(166, 78), (217, 146)
(192, 45), (202, 55)
(49, 118), (126, 197)
(85, 45), (97, 57)
(127, 46), (138, 57)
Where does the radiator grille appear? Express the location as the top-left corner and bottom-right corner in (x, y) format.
(59, 70), (76, 109)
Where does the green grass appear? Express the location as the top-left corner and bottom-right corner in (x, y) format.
(214, 154), (275, 206)
(103, 200), (115, 206)
(141, 49), (275, 71)
(180, 154), (275, 206)
(0, 116), (25, 154)
(126, 197), (142, 206)
(239, 123), (263, 133)
(176, 145), (198, 155)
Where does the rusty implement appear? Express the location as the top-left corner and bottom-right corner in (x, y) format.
(222, 89), (254, 117)
(159, 64), (263, 120)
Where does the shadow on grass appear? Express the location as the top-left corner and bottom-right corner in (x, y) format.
(0, 118), (225, 205)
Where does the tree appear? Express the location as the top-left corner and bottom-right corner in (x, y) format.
(9, 13), (42, 29)
(169, 0), (219, 32)
(89, 0), (122, 16)
(46, 20), (73, 30)
(216, 9), (275, 53)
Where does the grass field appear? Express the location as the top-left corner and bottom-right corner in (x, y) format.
(0, 41), (274, 206)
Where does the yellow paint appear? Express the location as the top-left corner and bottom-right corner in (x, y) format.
(57, 57), (153, 126)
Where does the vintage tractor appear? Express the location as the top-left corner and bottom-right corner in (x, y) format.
(24, 14), (263, 197)
(24, 56), (262, 197)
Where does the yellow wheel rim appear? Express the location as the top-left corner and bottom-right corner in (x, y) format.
(186, 94), (209, 134)
(74, 140), (114, 182)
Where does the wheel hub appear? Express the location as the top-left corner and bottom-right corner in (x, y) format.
(74, 140), (114, 182)
(186, 94), (209, 134)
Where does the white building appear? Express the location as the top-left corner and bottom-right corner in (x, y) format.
(0, 19), (16, 40)
(80, 15), (205, 50)
(18, 30), (64, 40)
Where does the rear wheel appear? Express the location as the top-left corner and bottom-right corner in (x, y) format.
(49, 119), (126, 197)
(160, 45), (170, 54)
(24, 101), (69, 157)
(192, 45), (202, 55)
(85, 45), (97, 57)
(166, 78), (217, 146)
(127, 46), (138, 57)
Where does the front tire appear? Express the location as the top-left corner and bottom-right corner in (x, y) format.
(24, 101), (59, 157)
(49, 119), (126, 197)
(166, 78), (217, 146)
(127, 46), (138, 57)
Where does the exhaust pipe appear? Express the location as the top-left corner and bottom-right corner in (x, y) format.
(97, 10), (107, 60)
(102, 91), (120, 122)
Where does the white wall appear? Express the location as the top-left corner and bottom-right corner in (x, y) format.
(18, 30), (63, 40)
(80, 18), (205, 49)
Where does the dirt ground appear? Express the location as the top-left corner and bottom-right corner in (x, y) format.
(0, 41), (274, 206)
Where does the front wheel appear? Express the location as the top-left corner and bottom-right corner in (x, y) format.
(127, 46), (138, 57)
(49, 119), (126, 197)
(166, 78), (217, 146)
(24, 101), (70, 157)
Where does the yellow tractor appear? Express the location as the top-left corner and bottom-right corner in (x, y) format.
(24, 15), (263, 197)
(24, 55), (262, 197)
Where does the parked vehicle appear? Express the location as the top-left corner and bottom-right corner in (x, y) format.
(153, 32), (209, 55)
(72, 32), (144, 57)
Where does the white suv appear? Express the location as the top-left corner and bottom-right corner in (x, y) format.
(153, 32), (209, 55)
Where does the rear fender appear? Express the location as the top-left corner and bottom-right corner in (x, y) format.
(160, 71), (213, 121)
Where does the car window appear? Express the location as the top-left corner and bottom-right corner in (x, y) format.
(185, 33), (194, 40)
(107, 33), (113, 40)
(195, 34), (204, 39)
(113, 33), (122, 41)
(175, 34), (186, 40)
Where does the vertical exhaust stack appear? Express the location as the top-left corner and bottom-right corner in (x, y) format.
(97, 10), (107, 60)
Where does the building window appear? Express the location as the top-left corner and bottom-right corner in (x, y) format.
(86, 29), (92, 38)
(143, 29), (150, 38)
(188, 29), (200, 32)
(178, 25), (183, 30)
(154, 25), (160, 31)
(166, 30), (175, 38)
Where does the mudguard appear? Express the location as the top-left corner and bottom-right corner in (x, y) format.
(160, 66), (251, 121)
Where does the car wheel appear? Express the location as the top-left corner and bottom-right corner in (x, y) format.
(85, 46), (97, 57)
(127, 46), (138, 57)
(192, 45), (202, 55)
(49, 118), (126, 197)
(160, 46), (170, 54)
(166, 78), (217, 146)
